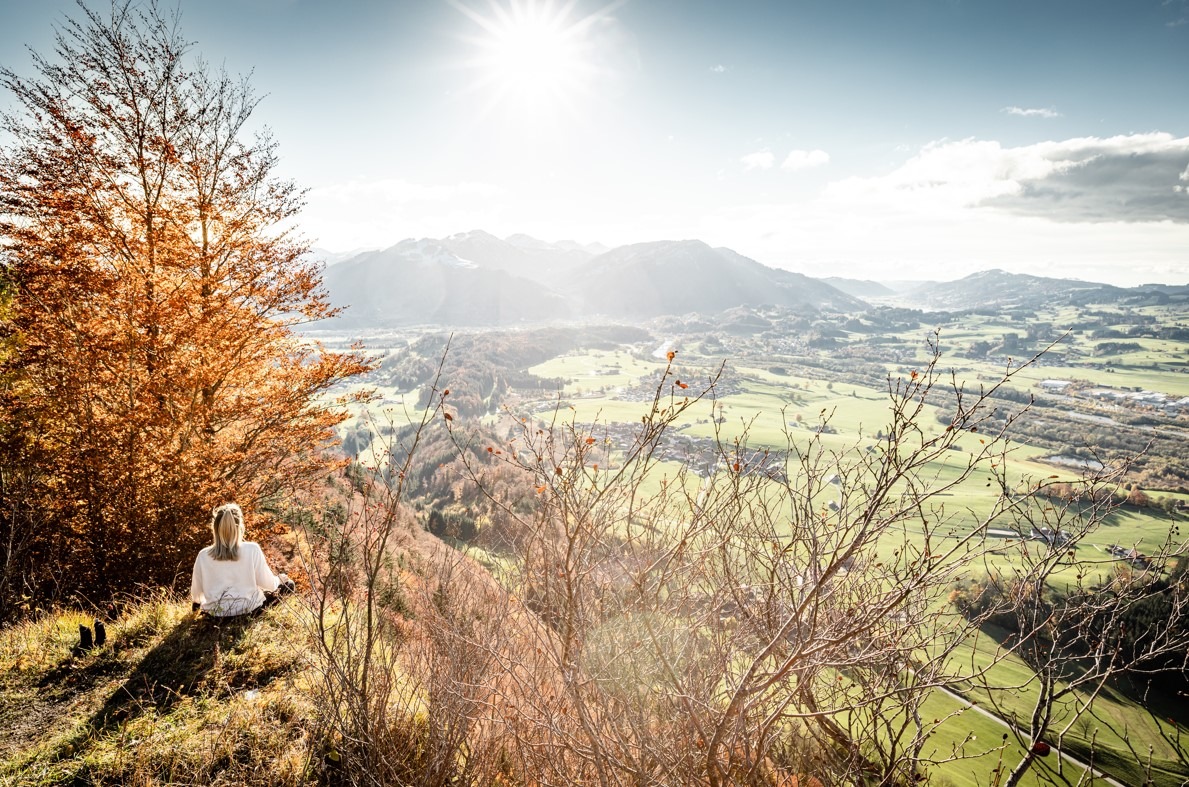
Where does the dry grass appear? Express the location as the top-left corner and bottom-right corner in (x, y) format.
(0, 593), (317, 787)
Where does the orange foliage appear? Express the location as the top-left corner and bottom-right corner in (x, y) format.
(0, 3), (370, 609)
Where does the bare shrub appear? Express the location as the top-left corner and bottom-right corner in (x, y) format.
(293, 338), (1188, 786)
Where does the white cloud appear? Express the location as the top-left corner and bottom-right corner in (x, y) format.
(781, 149), (830, 171)
(710, 64), (727, 73)
(824, 138), (1049, 210)
(685, 134), (1189, 286)
(1163, 0), (1189, 26)
(740, 149), (776, 170)
(824, 133), (1189, 223)
(742, 148), (830, 172)
(1002, 106), (1062, 119)
(697, 194), (1189, 287)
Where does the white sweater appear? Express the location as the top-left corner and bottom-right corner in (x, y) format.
(190, 541), (280, 616)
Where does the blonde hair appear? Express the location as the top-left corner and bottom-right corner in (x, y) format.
(210, 503), (245, 561)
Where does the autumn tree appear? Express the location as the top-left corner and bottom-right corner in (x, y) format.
(0, 0), (369, 614)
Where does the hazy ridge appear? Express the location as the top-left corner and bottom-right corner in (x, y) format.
(320, 232), (1188, 327)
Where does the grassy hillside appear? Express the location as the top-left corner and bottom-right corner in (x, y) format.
(3, 546), (1184, 786)
(0, 596), (316, 786)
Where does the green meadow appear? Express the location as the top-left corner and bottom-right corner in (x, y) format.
(518, 343), (1187, 786)
(940, 628), (1189, 787)
(331, 301), (1188, 785)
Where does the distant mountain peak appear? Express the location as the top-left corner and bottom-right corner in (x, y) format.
(370, 238), (476, 269)
(573, 239), (865, 317)
(320, 239), (570, 327)
(447, 229), (501, 243)
(504, 232), (551, 248)
(904, 268), (1122, 311)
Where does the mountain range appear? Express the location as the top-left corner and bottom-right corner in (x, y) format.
(318, 233), (1186, 327)
(317, 237), (570, 327)
(320, 232), (864, 327)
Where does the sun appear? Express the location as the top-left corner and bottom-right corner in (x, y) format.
(455, 0), (613, 117)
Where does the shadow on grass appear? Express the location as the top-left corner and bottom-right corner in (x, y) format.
(86, 613), (258, 731)
(973, 622), (1189, 784)
(977, 622), (1189, 718)
(1113, 672), (1189, 725)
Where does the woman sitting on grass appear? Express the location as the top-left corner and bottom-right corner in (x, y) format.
(191, 503), (293, 617)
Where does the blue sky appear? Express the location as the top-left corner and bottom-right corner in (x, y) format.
(2, 0), (1188, 285)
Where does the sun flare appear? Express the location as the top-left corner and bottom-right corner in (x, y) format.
(456, 0), (612, 117)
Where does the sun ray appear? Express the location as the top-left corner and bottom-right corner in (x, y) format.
(451, 0), (621, 122)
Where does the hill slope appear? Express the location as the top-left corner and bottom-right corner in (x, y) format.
(904, 269), (1120, 311)
(568, 240), (866, 318)
(821, 276), (897, 299)
(438, 230), (591, 286)
(322, 238), (572, 327)
(0, 599), (312, 786)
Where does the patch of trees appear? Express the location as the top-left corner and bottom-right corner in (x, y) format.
(792, 352), (895, 390)
(379, 326), (656, 415)
(1093, 341), (1144, 356)
(1157, 325), (1189, 341)
(953, 557), (1189, 689)
(806, 332), (839, 349)
(955, 563), (1184, 653)
(341, 424), (377, 458)
(861, 305), (927, 331)
(1032, 480), (1186, 513)
(997, 332), (1022, 354)
(991, 386), (1033, 404)
(1089, 327), (1125, 339)
(1111, 557), (1189, 670)
(964, 339), (994, 358)
(721, 313), (773, 335)
(387, 422), (537, 551)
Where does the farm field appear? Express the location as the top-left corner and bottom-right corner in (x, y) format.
(329, 299), (1189, 785)
(345, 318), (1184, 596)
(517, 352), (1183, 784)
